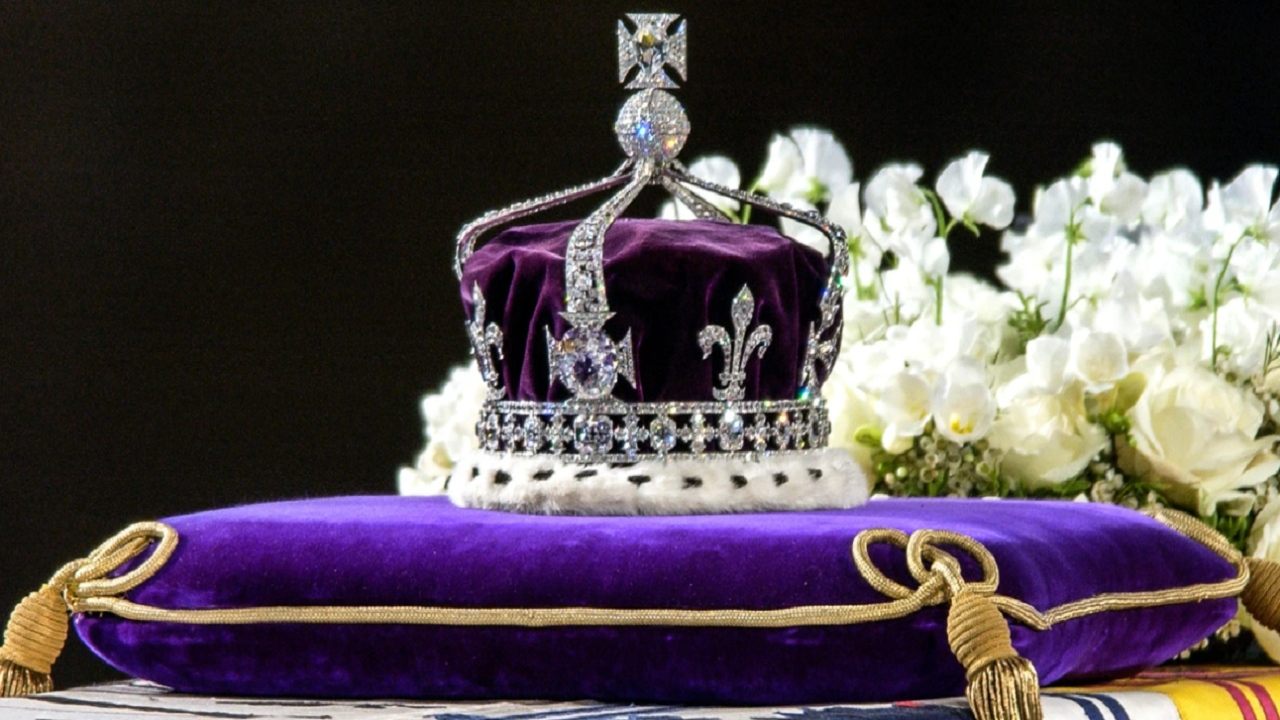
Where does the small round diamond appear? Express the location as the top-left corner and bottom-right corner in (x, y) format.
(718, 410), (745, 451)
(650, 416), (678, 453)
(574, 414), (614, 455)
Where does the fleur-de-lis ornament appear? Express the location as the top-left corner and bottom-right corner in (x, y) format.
(699, 286), (773, 401)
(466, 283), (505, 401)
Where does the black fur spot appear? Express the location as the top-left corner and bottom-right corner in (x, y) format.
(609, 462), (638, 469)
(731, 475), (748, 489)
(494, 471), (512, 485)
(471, 467), (480, 479)
(628, 475), (651, 486)
(683, 477), (703, 489)
(808, 468), (823, 480)
(533, 469), (554, 481)
(773, 472), (789, 486)
(575, 469), (599, 479)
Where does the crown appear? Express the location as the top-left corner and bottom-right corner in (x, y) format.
(449, 15), (864, 514)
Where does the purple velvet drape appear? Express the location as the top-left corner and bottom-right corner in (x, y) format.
(77, 496), (1236, 703)
(460, 219), (830, 402)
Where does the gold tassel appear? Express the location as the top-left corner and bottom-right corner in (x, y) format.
(947, 588), (1043, 720)
(1243, 556), (1280, 632)
(0, 585), (69, 697)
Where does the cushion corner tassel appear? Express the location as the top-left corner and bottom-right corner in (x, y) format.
(0, 521), (177, 697)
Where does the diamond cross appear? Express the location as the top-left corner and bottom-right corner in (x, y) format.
(617, 14), (687, 89)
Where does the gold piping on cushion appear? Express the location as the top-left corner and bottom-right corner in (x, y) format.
(0, 508), (1267, 720)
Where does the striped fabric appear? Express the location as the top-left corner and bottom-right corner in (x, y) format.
(0, 668), (1277, 720)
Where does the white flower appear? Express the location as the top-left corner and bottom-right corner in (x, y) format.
(1202, 296), (1268, 377)
(874, 370), (934, 453)
(1067, 329), (1129, 393)
(756, 127), (852, 203)
(936, 151), (1016, 229)
(398, 362), (487, 496)
(1247, 502), (1280, 662)
(659, 155), (741, 220)
(998, 336), (1070, 401)
(1220, 165), (1280, 242)
(931, 358), (996, 444)
(989, 384), (1108, 487)
(1120, 353), (1280, 516)
(780, 182), (871, 257)
(1089, 272), (1173, 355)
(823, 360), (882, 472)
(1142, 169), (1204, 231)
(1085, 142), (1147, 226)
(863, 163), (938, 254)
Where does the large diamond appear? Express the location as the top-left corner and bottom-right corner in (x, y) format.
(574, 414), (615, 455)
(555, 327), (618, 399)
(718, 410), (745, 452)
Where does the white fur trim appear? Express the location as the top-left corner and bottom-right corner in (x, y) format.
(445, 449), (869, 515)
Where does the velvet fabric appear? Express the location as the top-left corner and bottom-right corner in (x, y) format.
(76, 496), (1236, 704)
(459, 219), (830, 402)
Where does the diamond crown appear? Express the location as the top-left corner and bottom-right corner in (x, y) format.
(453, 15), (850, 464)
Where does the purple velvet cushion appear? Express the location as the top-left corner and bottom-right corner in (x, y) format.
(460, 219), (829, 402)
(76, 496), (1235, 704)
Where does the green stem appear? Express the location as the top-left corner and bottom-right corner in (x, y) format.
(1053, 208), (1081, 332)
(739, 182), (760, 225)
(1054, 238), (1074, 331)
(934, 277), (944, 325)
(1210, 238), (1243, 371)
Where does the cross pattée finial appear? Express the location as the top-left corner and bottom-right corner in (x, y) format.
(617, 14), (687, 89)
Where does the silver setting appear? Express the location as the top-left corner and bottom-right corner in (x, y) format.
(615, 89), (690, 163)
(466, 283), (506, 400)
(476, 398), (829, 464)
(618, 14), (687, 89)
(698, 285), (773, 401)
(452, 15), (851, 465)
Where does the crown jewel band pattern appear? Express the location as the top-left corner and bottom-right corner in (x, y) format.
(453, 14), (851, 467)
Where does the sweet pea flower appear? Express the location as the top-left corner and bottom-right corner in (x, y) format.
(936, 151), (1016, 230)
(1220, 165), (1280, 242)
(1142, 170), (1204, 231)
(659, 155), (741, 220)
(756, 127), (852, 203)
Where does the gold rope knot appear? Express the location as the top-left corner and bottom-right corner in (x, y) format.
(853, 528), (1042, 720)
(1242, 556), (1280, 632)
(0, 522), (177, 697)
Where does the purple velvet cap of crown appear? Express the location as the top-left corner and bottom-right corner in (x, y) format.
(460, 218), (831, 402)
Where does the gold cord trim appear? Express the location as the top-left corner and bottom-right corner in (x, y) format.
(57, 508), (1244, 631)
(2, 507), (1251, 716)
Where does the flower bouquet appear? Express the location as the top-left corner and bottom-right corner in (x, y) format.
(402, 130), (1280, 660)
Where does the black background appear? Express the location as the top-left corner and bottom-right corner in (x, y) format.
(2, 1), (1278, 689)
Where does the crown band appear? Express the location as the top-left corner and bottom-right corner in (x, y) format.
(477, 398), (831, 464)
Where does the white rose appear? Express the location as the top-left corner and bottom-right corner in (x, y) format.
(1120, 355), (1280, 515)
(989, 385), (1107, 488)
(398, 361), (487, 496)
